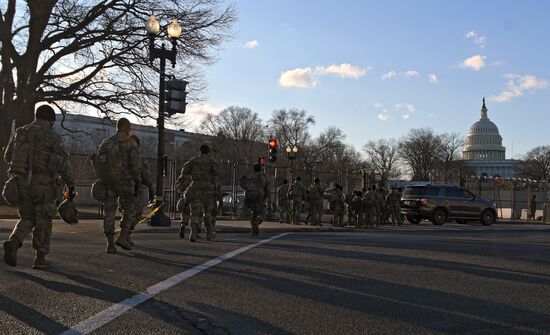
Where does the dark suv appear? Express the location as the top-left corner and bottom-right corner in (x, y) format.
(400, 184), (497, 225)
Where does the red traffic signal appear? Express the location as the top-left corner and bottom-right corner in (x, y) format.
(269, 138), (278, 150)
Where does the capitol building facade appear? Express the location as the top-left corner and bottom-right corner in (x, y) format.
(461, 98), (519, 178)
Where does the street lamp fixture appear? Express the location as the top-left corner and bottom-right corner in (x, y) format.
(145, 15), (182, 226)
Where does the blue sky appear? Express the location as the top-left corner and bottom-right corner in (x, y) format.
(188, 0), (550, 158)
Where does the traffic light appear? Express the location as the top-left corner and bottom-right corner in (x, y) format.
(258, 157), (266, 166)
(165, 79), (188, 117)
(268, 138), (278, 163)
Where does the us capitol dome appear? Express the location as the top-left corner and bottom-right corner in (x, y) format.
(462, 98), (518, 178)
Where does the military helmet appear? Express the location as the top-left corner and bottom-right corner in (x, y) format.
(91, 180), (107, 202)
(35, 105), (56, 122)
(2, 176), (19, 207)
(58, 199), (79, 224)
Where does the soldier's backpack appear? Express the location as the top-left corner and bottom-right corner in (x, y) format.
(244, 175), (265, 201)
(91, 137), (123, 187)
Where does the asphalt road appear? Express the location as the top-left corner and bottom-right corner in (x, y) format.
(2, 223), (550, 334)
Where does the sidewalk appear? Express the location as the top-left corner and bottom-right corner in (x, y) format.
(0, 218), (351, 235)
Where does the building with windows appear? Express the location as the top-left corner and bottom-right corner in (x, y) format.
(462, 98), (519, 178)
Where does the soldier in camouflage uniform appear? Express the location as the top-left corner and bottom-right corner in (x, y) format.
(277, 179), (290, 224)
(97, 118), (142, 253)
(177, 144), (218, 242)
(386, 187), (403, 226)
(330, 184), (345, 227)
(307, 178), (324, 226)
(243, 164), (269, 236)
(3, 105), (75, 269)
(210, 176), (223, 229)
(175, 174), (192, 239)
(369, 186), (381, 227)
(127, 135), (155, 247)
(288, 176), (305, 225)
(363, 188), (374, 228)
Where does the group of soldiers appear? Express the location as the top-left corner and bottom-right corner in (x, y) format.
(277, 176), (403, 228)
(1, 108), (255, 270)
(346, 187), (403, 227)
(2, 106), (404, 270)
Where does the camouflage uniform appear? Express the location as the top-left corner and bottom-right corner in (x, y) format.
(349, 193), (363, 227)
(130, 159), (154, 231)
(362, 191), (374, 228)
(244, 172), (269, 235)
(175, 174), (192, 237)
(210, 177), (223, 228)
(3, 118), (74, 267)
(101, 132), (142, 237)
(330, 187), (345, 227)
(277, 183), (290, 223)
(387, 189), (402, 226)
(179, 153), (218, 241)
(288, 179), (305, 225)
(307, 183), (325, 226)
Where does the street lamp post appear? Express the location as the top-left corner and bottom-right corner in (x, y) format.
(145, 16), (182, 226)
(286, 146), (298, 181)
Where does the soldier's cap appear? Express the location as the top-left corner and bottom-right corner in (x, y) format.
(295, 176), (301, 181)
(35, 105), (56, 122)
(314, 178), (320, 184)
(200, 144), (210, 154)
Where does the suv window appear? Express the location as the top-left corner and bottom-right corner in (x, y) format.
(422, 186), (440, 196)
(443, 186), (462, 198)
(461, 189), (474, 199)
(403, 186), (424, 196)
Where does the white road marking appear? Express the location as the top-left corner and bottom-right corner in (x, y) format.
(60, 232), (292, 335)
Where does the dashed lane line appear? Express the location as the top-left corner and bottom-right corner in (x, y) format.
(60, 232), (292, 335)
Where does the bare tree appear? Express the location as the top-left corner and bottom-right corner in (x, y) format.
(198, 106), (266, 164)
(520, 145), (550, 180)
(399, 128), (443, 181)
(363, 138), (401, 183)
(304, 127), (362, 177)
(0, 0), (236, 182)
(268, 108), (315, 149)
(439, 132), (464, 183)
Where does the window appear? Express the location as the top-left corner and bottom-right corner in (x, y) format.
(423, 186), (440, 196)
(443, 186), (461, 198)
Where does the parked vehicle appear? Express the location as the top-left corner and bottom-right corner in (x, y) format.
(400, 183), (497, 225)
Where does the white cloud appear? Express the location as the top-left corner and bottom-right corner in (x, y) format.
(465, 31), (477, 39)
(373, 102), (415, 121)
(490, 74), (549, 102)
(315, 63), (368, 79)
(491, 60), (506, 67)
(186, 103), (223, 123)
(403, 70), (420, 77)
(381, 71), (397, 80)
(460, 55), (486, 71)
(279, 68), (317, 88)
(427, 73), (438, 84)
(243, 40), (260, 48)
(378, 113), (392, 121)
(465, 30), (486, 48)
(279, 63), (368, 88)
(381, 70), (420, 80)
(395, 103), (416, 113)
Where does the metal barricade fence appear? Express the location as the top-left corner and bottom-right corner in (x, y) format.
(67, 153), (366, 220)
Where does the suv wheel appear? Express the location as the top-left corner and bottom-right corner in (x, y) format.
(481, 209), (495, 226)
(406, 215), (421, 224)
(431, 208), (447, 225)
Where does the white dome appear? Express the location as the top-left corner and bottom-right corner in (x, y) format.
(462, 99), (506, 161)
